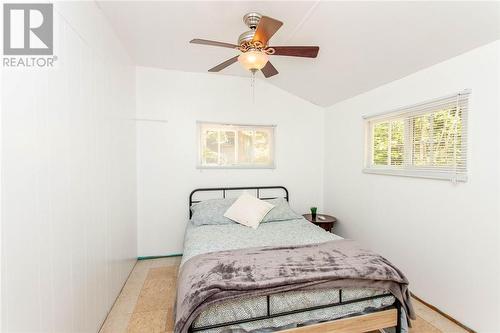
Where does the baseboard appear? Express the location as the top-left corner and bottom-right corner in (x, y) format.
(137, 253), (183, 260)
(411, 293), (476, 333)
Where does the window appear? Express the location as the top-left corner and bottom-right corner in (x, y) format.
(198, 122), (275, 168)
(364, 91), (469, 181)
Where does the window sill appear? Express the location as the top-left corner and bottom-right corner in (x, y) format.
(362, 168), (467, 182)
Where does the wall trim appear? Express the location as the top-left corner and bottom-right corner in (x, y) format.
(411, 293), (476, 333)
(138, 253), (183, 260)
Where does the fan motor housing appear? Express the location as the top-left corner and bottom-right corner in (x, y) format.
(238, 12), (262, 45)
(243, 12), (262, 29)
(238, 30), (255, 45)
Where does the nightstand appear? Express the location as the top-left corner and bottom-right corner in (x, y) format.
(303, 214), (337, 232)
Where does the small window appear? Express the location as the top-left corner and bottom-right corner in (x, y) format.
(197, 122), (275, 168)
(364, 91), (469, 181)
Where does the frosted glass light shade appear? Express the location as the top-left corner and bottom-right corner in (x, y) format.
(238, 50), (269, 71)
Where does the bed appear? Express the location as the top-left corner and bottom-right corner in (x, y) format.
(175, 186), (413, 333)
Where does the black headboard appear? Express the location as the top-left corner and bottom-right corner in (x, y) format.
(189, 186), (289, 218)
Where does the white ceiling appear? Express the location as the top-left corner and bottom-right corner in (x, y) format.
(97, 1), (500, 107)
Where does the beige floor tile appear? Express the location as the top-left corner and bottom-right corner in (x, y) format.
(412, 298), (439, 322)
(147, 266), (178, 280)
(100, 312), (131, 333)
(412, 301), (442, 326)
(135, 260), (152, 270)
(110, 295), (139, 315)
(149, 256), (182, 268)
(432, 322), (469, 333)
(409, 316), (441, 333)
(425, 314), (469, 333)
(127, 268), (150, 283)
(127, 310), (168, 333)
(119, 282), (143, 300)
(164, 308), (176, 333)
(411, 298), (469, 333)
(134, 277), (176, 313)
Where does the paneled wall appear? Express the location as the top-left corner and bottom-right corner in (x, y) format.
(1, 3), (136, 332)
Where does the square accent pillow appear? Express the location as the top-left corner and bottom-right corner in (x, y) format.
(224, 193), (275, 229)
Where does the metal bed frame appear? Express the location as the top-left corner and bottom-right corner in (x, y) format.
(188, 186), (402, 333)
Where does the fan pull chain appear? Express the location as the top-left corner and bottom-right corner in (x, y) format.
(251, 71), (256, 104)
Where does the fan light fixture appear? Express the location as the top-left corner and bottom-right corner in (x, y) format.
(238, 50), (269, 72)
(190, 12), (320, 78)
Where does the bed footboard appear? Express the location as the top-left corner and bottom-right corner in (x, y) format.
(281, 308), (398, 333)
(189, 294), (403, 333)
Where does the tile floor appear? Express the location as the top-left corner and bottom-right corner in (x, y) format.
(100, 257), (470, 333)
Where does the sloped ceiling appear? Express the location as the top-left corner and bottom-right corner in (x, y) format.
(97, 1), (500, 106)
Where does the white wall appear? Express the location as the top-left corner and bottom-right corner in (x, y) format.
(136, 67), (324, 256)
(323, 41), (500, 332)
(1, 3), (136, 332)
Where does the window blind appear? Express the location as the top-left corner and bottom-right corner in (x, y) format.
(363, 90), (470, 182)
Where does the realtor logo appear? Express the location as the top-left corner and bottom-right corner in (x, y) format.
(3, 3), (53, 55)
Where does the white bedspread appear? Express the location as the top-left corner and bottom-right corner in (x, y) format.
(181, 218), (341, 266)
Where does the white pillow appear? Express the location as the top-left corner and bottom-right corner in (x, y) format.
(224, 193), (275, 229)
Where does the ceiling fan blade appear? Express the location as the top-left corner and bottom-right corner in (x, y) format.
(190, 39), (238, 49)
(208, 56), (239, 72)
(271, 46), (319, 58)
(252, 16), (283, 46)
(261, 61), (279, 78)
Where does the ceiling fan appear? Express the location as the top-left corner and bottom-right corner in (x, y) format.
(190, 12), (319, 78)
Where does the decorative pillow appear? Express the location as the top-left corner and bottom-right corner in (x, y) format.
(224, 193), (275, 229)
(262, 197), (302, 222)
(190, 198), (237, 226)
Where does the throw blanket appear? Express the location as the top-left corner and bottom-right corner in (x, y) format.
(175, 240), (415, 333)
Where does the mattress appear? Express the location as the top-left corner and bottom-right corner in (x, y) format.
(181, 218), (400, 333)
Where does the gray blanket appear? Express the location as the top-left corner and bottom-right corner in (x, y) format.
(175, 239), (415, 333)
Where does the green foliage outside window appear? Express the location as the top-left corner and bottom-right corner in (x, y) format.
(372, 120), (404, 166)
(371, 107), (462, 168)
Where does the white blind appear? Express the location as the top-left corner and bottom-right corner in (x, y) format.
(364, 90), (470, 181)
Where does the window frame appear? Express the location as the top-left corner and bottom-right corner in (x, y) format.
(196, 121), (276, 169)
(363, 90), (469, 182)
